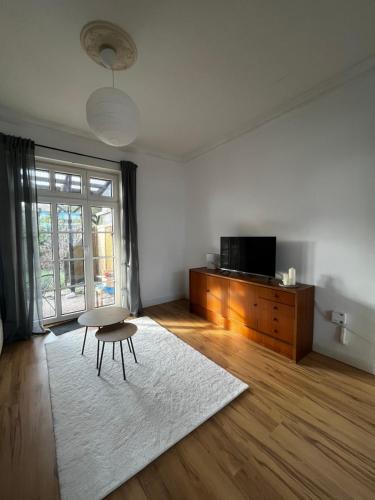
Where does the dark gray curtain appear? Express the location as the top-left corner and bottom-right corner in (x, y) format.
(0, 133), (43, 343)
(120, 161), (142, 316)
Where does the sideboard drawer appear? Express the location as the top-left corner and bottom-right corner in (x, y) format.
(258, 287), (295, 306)
(258, 300), (295, 344)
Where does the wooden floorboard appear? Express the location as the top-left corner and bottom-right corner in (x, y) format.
(0, 299), (374, 499)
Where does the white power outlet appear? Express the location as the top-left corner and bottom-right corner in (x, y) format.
(340, 327), (349, 345)
(331, 311), (347, 326)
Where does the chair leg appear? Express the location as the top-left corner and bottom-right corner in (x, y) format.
(81, 326), (88, 355)
(96, 339), (99, 369)
(112, 342), (115, 360)
(127, 338), (132, 353)
(98, 342), (105, 376)
(130, 337), (138, 364)
(120, 341), (126, 380)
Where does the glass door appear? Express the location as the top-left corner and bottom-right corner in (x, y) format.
(38, 201), (120, 323)
(91, 206), (116, 308)
(38, 202), (87, 322)
(57, 203), (86, 316)
(36, 163), (120, 324)
(38, 202), (56, 320)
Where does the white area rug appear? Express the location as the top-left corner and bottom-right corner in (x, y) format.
(45, 316), (248, 500)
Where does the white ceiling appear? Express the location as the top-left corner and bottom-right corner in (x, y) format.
(1, 0), (375, 161)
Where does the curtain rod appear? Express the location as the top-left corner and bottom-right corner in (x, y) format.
(35, 144), (121, 165)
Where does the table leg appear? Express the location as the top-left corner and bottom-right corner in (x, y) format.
(120, 341), (126, 380)
(130, 337), (138, 364)
(98, 342), (105, 376)
(96, 339), (99, 369)
(127, 338), (132, 353)
(81, 326), (88, 355)
(112, 342), (115, 360)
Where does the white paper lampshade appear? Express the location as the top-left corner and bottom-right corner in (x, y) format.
(86, 87), (140, 147)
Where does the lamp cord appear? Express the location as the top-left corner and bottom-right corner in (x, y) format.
(112, 69), (115, 88)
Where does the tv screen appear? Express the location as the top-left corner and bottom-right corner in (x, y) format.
(220, 237), (276, 277)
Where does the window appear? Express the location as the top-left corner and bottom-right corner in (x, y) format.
(35, 169), (51, 190)
(35, 161), (120, 323)
(55, 172), (82, 193)
(91, 207), (115, 307)
(57, 204), (86, 315)
(89, 177), (113, 198)
(37, 203), (55, 318)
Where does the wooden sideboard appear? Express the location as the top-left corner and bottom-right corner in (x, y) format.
(189, 267), (314, 362)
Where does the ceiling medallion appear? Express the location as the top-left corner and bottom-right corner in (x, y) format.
(80, 20), (137, 71)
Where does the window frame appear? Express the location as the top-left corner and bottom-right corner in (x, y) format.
(36, 159), (121, 324)
(35, 160), (119, 202)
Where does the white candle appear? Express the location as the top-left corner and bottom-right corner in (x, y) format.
(288, 267), (296, 286)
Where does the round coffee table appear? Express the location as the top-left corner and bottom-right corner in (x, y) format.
(78, 306), (129, 356)
(96, 323), (138, 380)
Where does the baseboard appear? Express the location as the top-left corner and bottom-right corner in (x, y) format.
(142, 294), (185, 308)
(313, 343), (375, 375)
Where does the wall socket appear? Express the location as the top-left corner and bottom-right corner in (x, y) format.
(340, 327), (349, 345)
(331, 311), (347, 326)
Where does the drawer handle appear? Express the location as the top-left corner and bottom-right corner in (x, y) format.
(206, 289), (210, 293)
(253, 303), (258, 307)
(273, 306), (278, 310)
(273, 318), (278, 322)
(274, 293), (279, 298)
(273, 329), (278, 334)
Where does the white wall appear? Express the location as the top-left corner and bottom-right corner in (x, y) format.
(136, 155), (186, 306)
(0, 118), (186, 308)
(184, 69), (375, 374)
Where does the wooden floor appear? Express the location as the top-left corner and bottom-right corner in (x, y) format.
(1, 300), (375, 500)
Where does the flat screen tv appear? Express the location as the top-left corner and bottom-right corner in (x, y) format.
(220, 236), (276, 277)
